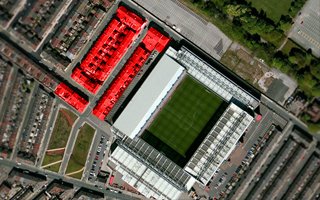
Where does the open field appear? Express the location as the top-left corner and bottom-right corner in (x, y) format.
(147, 76), (223, 156)
(220, 45), (272, 92)
(47, 108), (77, 149)
(42, 154), (63, 166)
(68, 171), (83, 179)
(42, 154), (63, 173)
(42, 108), (77, 171)
(65, 123), (95, 178)
(44, 162), (61, 173)
(246, 0), (292, 22)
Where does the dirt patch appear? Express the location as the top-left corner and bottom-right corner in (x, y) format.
(60, 109), (74, 126)
(46, 148), (65, 155)
(221, 43), (271, 92)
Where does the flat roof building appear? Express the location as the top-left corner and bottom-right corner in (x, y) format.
(113, 54), (185, 138)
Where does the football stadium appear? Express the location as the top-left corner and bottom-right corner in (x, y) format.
(59, 4), (259, 199)
(146, 76), (223, 157)
(110, 46), (258, 199)
(141, 75), (227, 166)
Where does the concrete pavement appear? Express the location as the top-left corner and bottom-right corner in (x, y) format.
(0, 158), (141, 200)
(130, 0), (232, 60)
(36, 99), (60, 167)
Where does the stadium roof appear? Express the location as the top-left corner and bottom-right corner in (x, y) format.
(166, 47), (260, 109)
(114, 54), (185, 138)
(110, 143), (196, 200)
(184, 103), (254, 185)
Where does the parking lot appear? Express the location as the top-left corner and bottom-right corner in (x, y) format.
(289, 0), (320, 57)
(86, 132), (111, 186)
(131, 0), (232, 60)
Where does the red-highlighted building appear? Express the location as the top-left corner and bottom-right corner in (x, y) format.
(54, 83), (88, 113)
(93, 27), (170, 120)
(71, 6), (146, 94)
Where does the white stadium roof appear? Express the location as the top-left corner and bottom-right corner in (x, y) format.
(166, 47), (259, 109)
(110, 146), (196, 200)
(184, 103), (254, 185)
(114, 54), (185, 139)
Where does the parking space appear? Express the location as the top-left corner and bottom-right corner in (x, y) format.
(131, 0), (232, 60)
(289, 0), (320, 57)
(206, 101), (289, 199)
(86, 132), (111, 185)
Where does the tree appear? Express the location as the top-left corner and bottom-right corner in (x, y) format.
(278, 15), (292, 32)
(311, 61), (320, 80)
(289, 47), (307, 67)
(225, 4), (249, 17)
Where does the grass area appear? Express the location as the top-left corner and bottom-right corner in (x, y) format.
(44, 162), (61, 173)
(282, 39), (301, 55)
(68, 171), (84, 179)
(41, 154), (63, 172)
(65, 123), (95, 178)
(42, 154), (63, 173)
(47, 108), (77, 150)
(221, 48), (268, 91)
(309, 123), (320, 134)
(42, 108), (77, 172)
(42, 154), (63, 166)
(148, 76), (223, 156)
(246, 0), (292, 22)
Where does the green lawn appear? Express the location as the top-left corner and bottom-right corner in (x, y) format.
(47, 108), (77, 149)
(69, 171), (83, 179)
(282, 39), (300, 55)
(44, 162), (61, 173)
(246, 0), (292, 22)
(42, 154), (63, 173)
(42, 108), (77, 172)
(42, 154), (63, 166)
(65, 123), (95, 178)
(148, 76), (223, 156)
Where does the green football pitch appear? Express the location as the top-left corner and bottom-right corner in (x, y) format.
(148, 76), (223, 157)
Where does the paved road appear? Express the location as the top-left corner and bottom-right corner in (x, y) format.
(130, 0), (232, 60)
(0, 67), (17, 126)
(11, 82), (39, 160)
(84, 130), (110, 184)
(36, 99), (60, 167)
(0, 159), (140, 200)
(208, 103), (283, 197)
(230, 121), (293, 200)
(261, 94), (307, 129)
